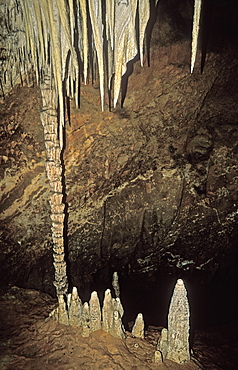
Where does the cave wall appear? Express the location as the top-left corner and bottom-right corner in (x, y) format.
(0, 0), (238, 295)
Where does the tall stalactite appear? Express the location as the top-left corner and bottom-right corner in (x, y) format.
(0, 0), (202, 298)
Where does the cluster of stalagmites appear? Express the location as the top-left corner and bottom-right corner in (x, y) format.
(49, 277), (191, 365)
(49, 286), (126, 339)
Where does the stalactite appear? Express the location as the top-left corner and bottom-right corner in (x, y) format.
(139, 0), (150, 67)
(191, 0), (202, 73)
(79, 0), (88, 84)
(88, 0), (104, 110)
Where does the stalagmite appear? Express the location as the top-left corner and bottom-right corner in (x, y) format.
(113, 297), (124, 320)
(132, 313), (145, 339)
(102, 289), (114, 332)
(81, 302), (91, 337)
(157, 328), (168, 360)
(68, 287), (83, 327)
(191, 0), (202, 73)
(111, 310), (126, 340)
(102, 289), (125, 339)
(154, 350), (163, 364)
(89, 291), (102, 332)
(58, 294), (69, 325)
(158, 279), (190, 364)
(112, 271), (120, 298)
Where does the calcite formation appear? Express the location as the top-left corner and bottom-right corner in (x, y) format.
(157, 279), (190, 364)
(132, 313), (145, 339)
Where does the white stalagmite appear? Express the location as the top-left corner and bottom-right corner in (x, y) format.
(132, 313), (145, 338)
(102, 289), (125, 339)
(111, 310), (126, 340)
(89, 291), (102, 332)
(81, 302), (91, 337)
(68, 287), (83, 327)
(58, 294), (69, 325)
(158, 279), (190, 364)
(102, 289), (114, 332)
(157, 328), (168, 360)
(191, 0), (202, 73)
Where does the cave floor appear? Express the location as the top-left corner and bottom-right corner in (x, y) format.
(0, 286), (238, 370)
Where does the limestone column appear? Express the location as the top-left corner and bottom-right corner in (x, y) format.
(40, 78), (68, 297)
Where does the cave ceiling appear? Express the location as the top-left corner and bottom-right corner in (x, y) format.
(0, 0), (237, 295)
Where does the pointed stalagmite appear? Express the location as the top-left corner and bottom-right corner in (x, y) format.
(157, 328), (168, 360)
(89, 291), (101, 332)
(81, 302), (90, 337)
(132, 313), (145, 339)
(158, 279), (190, 364)
(58, 294), (69, 325)
(111, 310), (126, 340)
(113, 297), (124, 320)
(68, 287), (83, 327)
(102, 289), (114, 332)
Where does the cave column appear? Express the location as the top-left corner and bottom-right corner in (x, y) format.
(40, 78), (68, 297)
